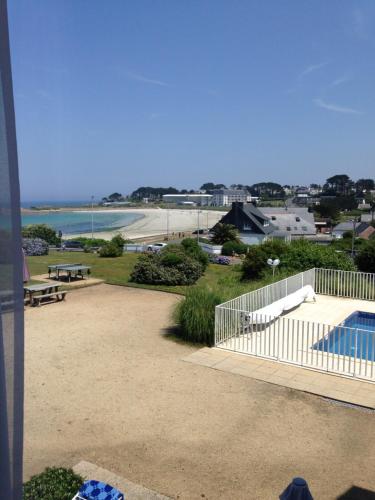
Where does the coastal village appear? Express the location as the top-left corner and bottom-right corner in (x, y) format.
(2, 1), (375, 499)
(19, 173), (375, 498)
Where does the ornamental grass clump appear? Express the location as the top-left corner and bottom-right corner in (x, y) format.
(173, 286), (224, 345)
(23, 467), (83, 500)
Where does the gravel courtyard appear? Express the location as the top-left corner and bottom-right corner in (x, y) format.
(24, 284), (375, 499)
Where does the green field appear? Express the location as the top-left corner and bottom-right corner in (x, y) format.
(27, 250), (241, 295)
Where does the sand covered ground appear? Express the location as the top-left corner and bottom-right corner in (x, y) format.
(65, 208), (225, 241)
(24, 284), (375, 499)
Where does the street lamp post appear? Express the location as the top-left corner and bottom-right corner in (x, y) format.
(197, 209), (200, 243)
(267, 258), (280, 278)
(91, 195), (94, 241)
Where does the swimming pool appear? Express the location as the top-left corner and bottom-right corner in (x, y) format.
(313, 311), (375, 361)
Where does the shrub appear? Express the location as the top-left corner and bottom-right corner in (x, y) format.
(355, 241), (375, 273)
(69, 237), (107, 247)
(174, 287), (224, 345)
(99, 241), (123, 257)
(241, 239), (287, 279)
(241, 239), (355, 280)
(180, 238), (209, 269)
(111, 234), (126, 249)
(23, 467), (83, 500)
(222, 240), (248, 256)
(130, 253), (203, 285)
(211, 223), (240, 244)
(22, 238), (49, 256)
(22, 224), (60, 246)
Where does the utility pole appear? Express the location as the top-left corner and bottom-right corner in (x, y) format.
(166, 208), (170, 240)
(351, 219), (357, 258)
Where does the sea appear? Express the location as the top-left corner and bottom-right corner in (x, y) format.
(21, 200), (143, 236)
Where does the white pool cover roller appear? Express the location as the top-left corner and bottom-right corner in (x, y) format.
(247, 285), (316, 325)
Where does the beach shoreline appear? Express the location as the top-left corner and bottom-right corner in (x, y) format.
(57, 208), (225, 241)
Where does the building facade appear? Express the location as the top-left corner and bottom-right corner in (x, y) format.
(212, 189), (254, 207)
(162, 193), (213, 206)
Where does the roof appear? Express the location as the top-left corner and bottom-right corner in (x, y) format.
(260, 207), (316, 235)
(218, 202), (275, 235)
(212, 189), (248, 195)
(333, 221), (370, 235)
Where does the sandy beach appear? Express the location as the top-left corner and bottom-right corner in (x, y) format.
(65, 208), (225, 240)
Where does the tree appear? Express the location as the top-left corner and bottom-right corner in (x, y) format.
(249, 182), (285, 199)
(130, 186), (179, 200)
(200, 182), (227, 193)
(211, 223), (240, 244)
(102, 192), (124, 202)
(325, 175), (353, 195)
(355, 241), (375, 273)
(355, 178), (375, 193)
(22, 224), (60, 245)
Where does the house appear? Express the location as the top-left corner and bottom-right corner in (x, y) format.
(217, 202), (275, 244)
(260, 207), (316, 237)
(216, 203), (316, 245)
(332, 221), (375, 240)
(211, 189), (254, 207)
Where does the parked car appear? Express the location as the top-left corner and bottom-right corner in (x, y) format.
(192, 229), (209, 235)
(147, 242), (168, 253)
(210, 255), (231, 265)
(61, 240), (84, 251)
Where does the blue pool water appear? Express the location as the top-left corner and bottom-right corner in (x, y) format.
(313, 311), (375, 361)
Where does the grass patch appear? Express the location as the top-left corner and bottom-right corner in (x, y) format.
(26, 251), (240, 295)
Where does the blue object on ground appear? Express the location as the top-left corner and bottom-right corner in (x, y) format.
(76, 480), (125, 500)
(280, 477), (313, 500)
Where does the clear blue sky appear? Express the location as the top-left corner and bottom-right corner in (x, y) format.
(8, 0), (375, 201)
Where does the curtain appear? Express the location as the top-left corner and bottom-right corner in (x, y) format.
(0, 0), (24, 498)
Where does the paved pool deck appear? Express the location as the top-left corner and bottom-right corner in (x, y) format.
(183, 347), (375, 409)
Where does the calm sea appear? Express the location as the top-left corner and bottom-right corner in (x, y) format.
(21, 204), (143, 236)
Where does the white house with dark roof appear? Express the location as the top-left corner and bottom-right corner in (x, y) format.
(216, 203), (316, 244)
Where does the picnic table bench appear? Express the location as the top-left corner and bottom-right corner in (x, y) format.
(24, 283), (67, 307)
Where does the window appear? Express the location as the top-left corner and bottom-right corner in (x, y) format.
(271, 216), (276, 220)
(302, 226), (308, 231)
(243, 223), (252, 230)
(286, 226), (291, 231)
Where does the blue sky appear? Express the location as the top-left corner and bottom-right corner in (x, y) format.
(8, 0), (375, 200)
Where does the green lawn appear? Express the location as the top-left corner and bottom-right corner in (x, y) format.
(27, 251), (237, 295)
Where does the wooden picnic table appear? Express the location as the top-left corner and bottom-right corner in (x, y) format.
(24, 283), (66, 307)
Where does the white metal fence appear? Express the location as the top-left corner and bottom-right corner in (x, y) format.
(215, 268), (375, 382)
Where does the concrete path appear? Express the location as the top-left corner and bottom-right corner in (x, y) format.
(183, 347), (375, 409)
(74, 461), (171, 500)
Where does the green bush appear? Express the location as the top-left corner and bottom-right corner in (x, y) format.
(174, 287), (224, 345)
(111, 234), (126, 248)
(130, 253), (203, 285)
(180, 238), (209, 269)
(242, 239), (288, 279)
(99, 241), (123, 257)
(22, 224), (60, 246)
(221, 240), (248, 256)
(242, 239), (355, 280)
(211, 223), (240, 244)
(355, 240), (375, 273)
(69, 237), (107, 247)
(23, 467), (83, 500)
